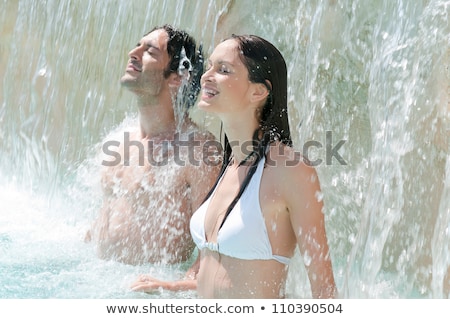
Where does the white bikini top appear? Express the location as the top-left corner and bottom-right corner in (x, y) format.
(190, 157), (291, 265)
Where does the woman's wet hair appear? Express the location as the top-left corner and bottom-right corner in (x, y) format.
(231, 34), (291, 149)
(147, 24), (203, 109)
(203, 35), (292, 227)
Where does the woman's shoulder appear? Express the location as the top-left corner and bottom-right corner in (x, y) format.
(266, 142), (312, 168)
(266, 142), (319, 185)
(264, 142), (323, 213)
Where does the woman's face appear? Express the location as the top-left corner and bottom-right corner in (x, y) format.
(198, 39), (254, 114)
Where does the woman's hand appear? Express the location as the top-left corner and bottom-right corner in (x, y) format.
(130, 274), (171, 292)
(130, 274), (197, 293)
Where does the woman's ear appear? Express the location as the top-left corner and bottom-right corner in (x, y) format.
(250, 82), (270, 104)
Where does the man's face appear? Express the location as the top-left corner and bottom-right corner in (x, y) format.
(120, 29), (171, 96)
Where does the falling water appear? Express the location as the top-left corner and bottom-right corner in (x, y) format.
(0, 0), (448, 298)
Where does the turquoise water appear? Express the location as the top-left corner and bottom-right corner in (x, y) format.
(0, 183), (198, 299)
(0, 0), (449, 298)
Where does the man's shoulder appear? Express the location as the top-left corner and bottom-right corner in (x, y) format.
(192, 129), (218, 143)
(102, 118), (139, 143)
(178, 122), (218, 143)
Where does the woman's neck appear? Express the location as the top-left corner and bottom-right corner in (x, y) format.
(221, 118), (260, 164)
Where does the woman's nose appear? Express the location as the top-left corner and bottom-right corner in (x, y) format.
(201, 69), (213, 83)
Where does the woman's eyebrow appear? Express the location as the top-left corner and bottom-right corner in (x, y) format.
(207, 59), (235, 67)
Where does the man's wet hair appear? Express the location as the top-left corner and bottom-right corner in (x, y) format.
(147, 24), (203, 109)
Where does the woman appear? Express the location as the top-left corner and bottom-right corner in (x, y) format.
(131, 34), (337, 298)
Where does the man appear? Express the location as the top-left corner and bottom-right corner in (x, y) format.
(86, 25), (220, 265)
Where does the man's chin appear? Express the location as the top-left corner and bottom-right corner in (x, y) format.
(120, 75), (138, 88)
